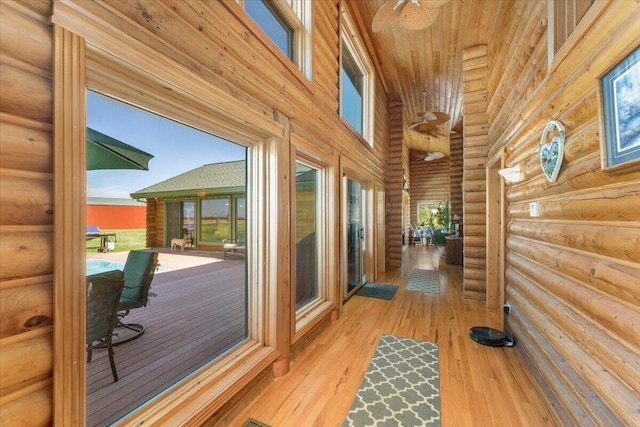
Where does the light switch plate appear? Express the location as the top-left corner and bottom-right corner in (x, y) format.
(529, 202), (541, 217)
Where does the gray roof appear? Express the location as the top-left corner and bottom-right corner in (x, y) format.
(130, 160), (246, 199)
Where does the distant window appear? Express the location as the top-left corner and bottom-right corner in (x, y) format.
(245, 0), (293, 59)
(200, 198), (231, 242)
(244, 0), (312, 80)
(552, 0), (593, 53)
(235, 196), (246, 239)
(340, 4), (375, 146)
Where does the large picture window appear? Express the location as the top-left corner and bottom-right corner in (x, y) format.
(86, 91), (248, 425)
(53, 13), (283, 424)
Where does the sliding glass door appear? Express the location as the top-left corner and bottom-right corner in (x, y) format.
(344, 177), (366, 299)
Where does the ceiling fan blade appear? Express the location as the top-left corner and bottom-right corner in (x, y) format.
(372, 0), (403, 32)
(410, 122), (437, 133)
(419, 111), (437, 121)
(407, 121), (424, 130)
(399, 2), (439, 30)
(428, 111), (450, 125)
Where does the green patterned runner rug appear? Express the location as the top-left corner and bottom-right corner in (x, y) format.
(407, 269), (440, 293)
(344, 335), (440, 426)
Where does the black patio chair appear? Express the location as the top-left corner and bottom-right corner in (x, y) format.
(115, 250), (158, 345)
(86, 271), (125, 382)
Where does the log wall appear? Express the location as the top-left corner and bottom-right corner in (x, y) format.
(388, 101), (404, 265)
(462, 44), (489, 300)
(0, 0), (391, 424)
(0, 1), (54, 424)
(449, 133), (463, 221)
(409, 157), (450, 226)
(488, 1), (640, 424)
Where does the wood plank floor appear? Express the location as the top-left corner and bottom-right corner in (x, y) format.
(86, 249), (247, 427)
(216, 246), (558, 426)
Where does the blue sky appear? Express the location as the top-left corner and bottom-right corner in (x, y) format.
(87, 90), (246, 198)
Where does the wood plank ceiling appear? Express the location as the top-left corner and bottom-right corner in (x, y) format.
(350, 0), (506, 157)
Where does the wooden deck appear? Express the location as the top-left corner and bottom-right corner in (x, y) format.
(86, 249), (246, 427)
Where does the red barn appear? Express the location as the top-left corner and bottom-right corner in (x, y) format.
(86, 197), (146, 229)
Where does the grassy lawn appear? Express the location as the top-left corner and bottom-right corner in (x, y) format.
(86, 229), (147, 253)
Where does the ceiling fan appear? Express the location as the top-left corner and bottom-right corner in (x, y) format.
(372, 0), (450, 32)
(411, 134), (445, 161)
(407, 90), (450, 131)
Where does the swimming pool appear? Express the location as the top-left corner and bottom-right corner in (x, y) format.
(86, 258), (170, 276)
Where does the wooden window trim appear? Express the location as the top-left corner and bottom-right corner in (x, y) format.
(340, 4), (375, 147)
(548, 0), (606, 73)
(234, 0), (313, 84)
(51, 1), (288, 424)
(291, 150), (337, 343)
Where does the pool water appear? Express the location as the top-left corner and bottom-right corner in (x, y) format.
(86, 258), (170, 276)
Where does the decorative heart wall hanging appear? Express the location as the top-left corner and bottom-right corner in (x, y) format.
(539, 120), (565, 183)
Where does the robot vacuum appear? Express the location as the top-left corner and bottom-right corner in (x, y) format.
(469, 326), (515, 347)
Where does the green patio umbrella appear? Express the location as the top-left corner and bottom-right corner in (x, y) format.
(86, 127), (154, 171)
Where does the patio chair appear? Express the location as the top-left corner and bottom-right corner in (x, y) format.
(223, 232), (246, 257)
(115, 250), (158, 345)
(412, 226), (423, 246)
(86, 271), (125, 382)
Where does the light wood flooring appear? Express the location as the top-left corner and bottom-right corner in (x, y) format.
(216, 245), (558, 426)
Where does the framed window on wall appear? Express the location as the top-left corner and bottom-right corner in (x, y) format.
(339, 3), (375, 146)
(291, 151), (336, 341)
(242, 0), (312, 80)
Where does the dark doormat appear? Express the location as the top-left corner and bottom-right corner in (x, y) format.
(355, 283), (399, 300)
(242, 419), (270, 427)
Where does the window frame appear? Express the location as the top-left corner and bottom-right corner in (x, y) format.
(240, 0), (313, 81)
(290, 148), (336, 343)
(339, 4), (375, 147)
(52, 4), (287, 424)
(548, 0), (601, 72)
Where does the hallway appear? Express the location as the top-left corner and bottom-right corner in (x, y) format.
(215, 246), (557, 426)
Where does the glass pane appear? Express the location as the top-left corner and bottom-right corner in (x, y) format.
(347, 179), (361, 293)
(246, 0), (293, 59)
(182, 201), (195, 246)
(295, 163), (318, 309)
(165, 201), (181, 245)
(341, 48), (363, 134)
(200, 198), (230, 242)
(86, 90), (247, 426)
(236, 197), (246, 238)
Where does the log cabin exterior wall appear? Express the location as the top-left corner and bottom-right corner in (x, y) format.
(487, 1), (640, 425)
